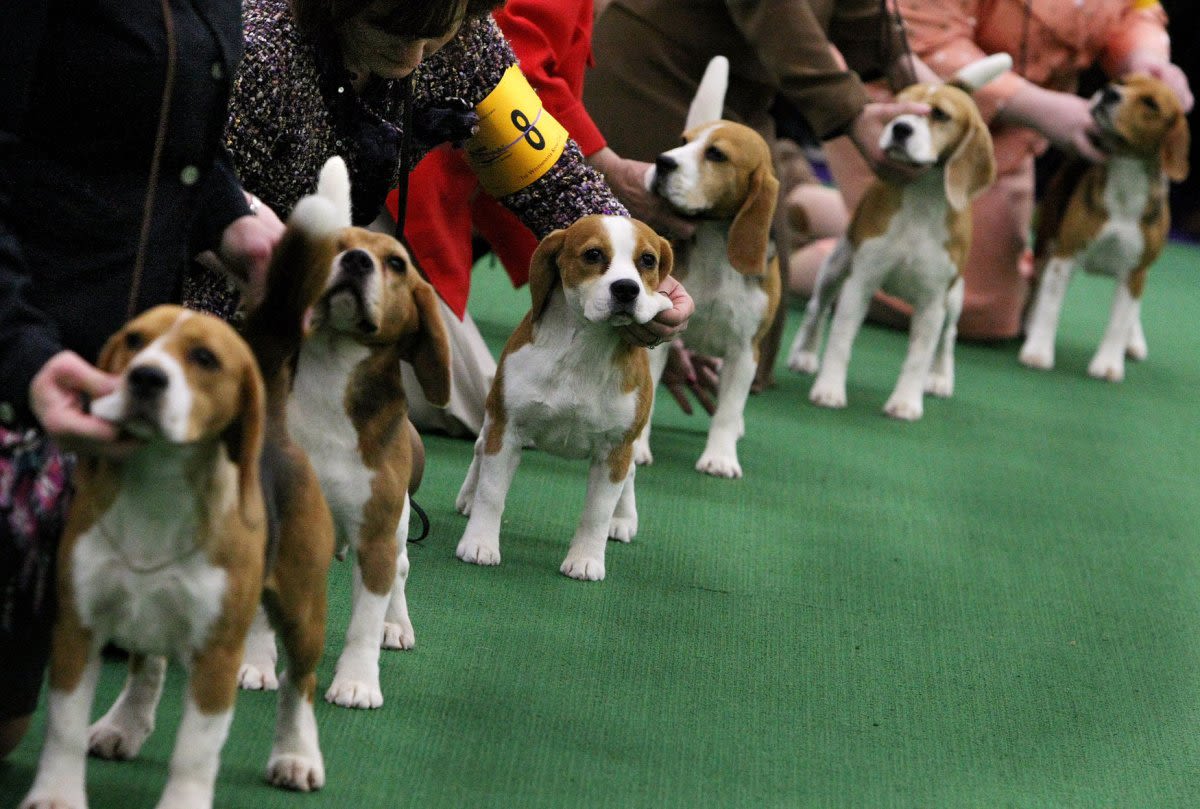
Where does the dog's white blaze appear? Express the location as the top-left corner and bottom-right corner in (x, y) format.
(134, 343), (193, 442)
(324, 250), (384, 330)
(880, 114), (935, 165)
(654, 124), (722, 214)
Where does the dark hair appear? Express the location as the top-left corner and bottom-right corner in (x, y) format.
(293, 0), (505, 40)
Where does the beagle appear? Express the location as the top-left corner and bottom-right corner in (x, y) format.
(637, 56), (781, 478)
(787, 58), (1003, 420)
(238, 157), (451, 710)
(20, 305), (325, 809)
(1019, 73), (1190, 381)
(455, 215), (672, 581)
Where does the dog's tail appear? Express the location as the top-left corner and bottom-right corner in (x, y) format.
(949, 53), (1013, 94)
(685, 56), (729, 131)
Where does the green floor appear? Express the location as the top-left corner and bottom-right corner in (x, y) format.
(4, 243), (1200, 808)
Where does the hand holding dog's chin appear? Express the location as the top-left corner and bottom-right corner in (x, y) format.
(218, 205), (285, 307)
(1002, 86), (1108, 163)
(30, 351), (139, 460)
(620, 277), (693, 346)
(588, 148), (697, 240)
(1120, 53), (1194, 113)
(848, 102), (933, 184)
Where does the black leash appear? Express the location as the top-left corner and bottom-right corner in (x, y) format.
(408, 497), (431, 543)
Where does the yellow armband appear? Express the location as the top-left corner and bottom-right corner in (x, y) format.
(464, 65), (568, 198)
(1130, 0), (1159, 9)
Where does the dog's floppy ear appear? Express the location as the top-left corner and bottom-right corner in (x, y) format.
(223, 354), (266, 529)
(401, 279), (452, 408)
(96, 327), (132, 375)
(656, 234), (675, 282)
(1162, 112), (1190, 182)
(528, 228), (566, 322)
(944, 106), (996, 211)
(727, 162), (779, 276)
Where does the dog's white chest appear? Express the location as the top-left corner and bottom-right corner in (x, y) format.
(682, 223), (770, 357)
(1081, 158), (1152, 278)
(857, 181), (958, 300)
(503, 318), (638, 460)
(72, 485), (230, 658)
(289, 336), (375, 541)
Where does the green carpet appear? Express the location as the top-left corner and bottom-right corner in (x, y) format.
(4, 243), (1200, 808)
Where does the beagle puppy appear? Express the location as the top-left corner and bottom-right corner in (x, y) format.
(1020, 73), (1190, 381)
(637, 56), (781, 478)
(20, 306), (323, 809)
(239, 157), (451, 710)
(455, 215), (672, 581)
(788, 59), (1003, 420)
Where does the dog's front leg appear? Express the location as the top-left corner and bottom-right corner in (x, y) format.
(810, 272), (874, 409)
(926, 277), (964, 398)
(561, 459), (628, 581)
(607, 466), (638, 542)
(237, 606), (278, 690)
(789, 238), (853, 374)
(456, 429), (522, 566)
(633, 345), (671, 466)
(1019, 256), (1075, 370)
(884, 295), (947, 421)
(382, 495), (415, 650)
(326, 524), (396, 709)
(88, 654), (167, 760)
(696, 347), (756, 478)
(21, 640), (101, 809)
(455, 433), (485, 515)
(1088, 279), (1141, 382)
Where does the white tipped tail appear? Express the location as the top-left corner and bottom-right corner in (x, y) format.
(952, 53), (1013, 93)
(315, 156), (353, 228)
(685, 56), (729, 130)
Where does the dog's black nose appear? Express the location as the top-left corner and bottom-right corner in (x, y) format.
(655, 154), (678, 175)
(339, 249), (374, 277)
(1101, 86), (1121, 105)
(128, 365), (168, 399)
(891, 121), (913, 142)
(610, 279), (641, 304)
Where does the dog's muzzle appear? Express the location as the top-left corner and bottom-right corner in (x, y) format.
(324, 250), (378, 333)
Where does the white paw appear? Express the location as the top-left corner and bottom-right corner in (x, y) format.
(381, 620), (415, 650)
(809, 380), (847, 409)
(324, 677), (383, 709)
(1018, 343), (1054, 370)
(788, 350), (820, 374)
(20, 791), (85, 809)
(238, 662), (279, 691)
(695, 451), (742, 479)
(455, 489), (473, 516)
(1088, 355), (1125, 382)
(88, 715), (152, 760)
(883, 394), (923, 421)
(456, 536), (501, 566)
(925, 373), (954, 398)
(608, 515), (638, 543)
(632, 440), (653, 466)
(560, 555), (606, 581)
(1126, 339), (1148, 361)
(267, 753), (326, 792)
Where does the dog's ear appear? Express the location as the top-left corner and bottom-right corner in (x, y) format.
(223, 353), (266, 529)
(1162, 112), (1190, 182)
(401, 279), (452, 408)
(727, 162), (779, 276)
(528, 228), (566, 322)
(96, 327), (131, 375)
(656, 235), (675, 282)
(944, 107), (996, 211)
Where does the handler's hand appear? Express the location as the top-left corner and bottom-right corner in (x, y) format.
(589, 148), (698, 240)
(662, 341), (720, 416)
(846, 101), (934, 184)
(217, 194), (285, 308)
(29, 351), (138, 460)
(621, 276), (693, 347)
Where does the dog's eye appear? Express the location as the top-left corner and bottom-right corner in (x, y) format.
(1141, 96), (1161, 113)
(638, 252), (657, 269)
(188, 346), (222, 372)
(583, 247), (605, 263)
(704, 145), (728, 162)
(124, 331), (145, 351)
(386, 255), (408, 273)
(930, 107), (950, 123)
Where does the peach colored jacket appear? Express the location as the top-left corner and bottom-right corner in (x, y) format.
(898, 0), (1170, 172)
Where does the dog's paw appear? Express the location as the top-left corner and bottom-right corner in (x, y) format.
(324, 676), (383, 709)
(20, 790), (85, 809)
(238, 661), (279, 691)
(382, 620), (415, 650)
(1018, 343), (1054, 370)
(925, 373), (954, 398)
(267, 753), (326, 793)
(632, 440), (653, 466)
(1088, 355), (1125, 382)
(809, 380), (847, 409)
(788, 350), (820, 375)
(1126, 339), (1148, 361)
(455, 489), (473, 516)
(695, 450), (742, 479)
(883, 394), (923, 421)
(88, 715), (152, 761)
(456, 536), (501, 566)
(560, 555), (606, 581)
(608, 515), (638, 543)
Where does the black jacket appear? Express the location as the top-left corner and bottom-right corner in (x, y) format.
(0, 0), (250, 423)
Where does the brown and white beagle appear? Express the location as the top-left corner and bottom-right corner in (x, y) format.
(21, 305), (328, 809)
(637, 56), (781, 478)
(788, 56), (1005, 421)
(239, 157), (451, 710)
(455, 214), (672, 581)
(1019, 73), (1190, 381)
